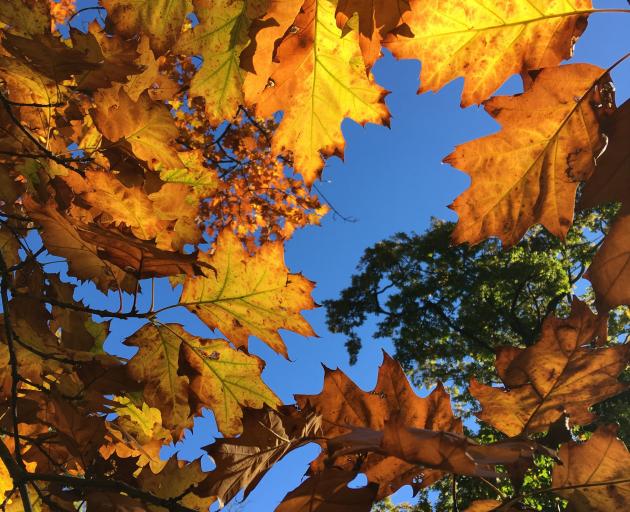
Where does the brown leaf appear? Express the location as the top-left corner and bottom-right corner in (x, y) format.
(201, 405), (321, 506)
(470, 300), (628, 436)
(580, 98), (630, 210)
(275, 469), (378, 512)
(553, 425), (630, 511)
(445, 64), (609, 246)
(297, 353), (463, 497)
(77, 224), (210, 279)
(586, 208), (630, 310)
(24, 197), (137, 292)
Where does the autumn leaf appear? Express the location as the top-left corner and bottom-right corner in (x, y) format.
(241, 0), (303, 97)
(385, 0), (591, 106)
(553, 425), (630, 511)
(445, 64), (609, 246)
(124, 323), (192, 435)
(580, 98), (630, 210)
(586, 208), (630, 310)
(91, 87), (183, 171)
(180, 229), (316, 357)
(179, 330), (281, 436)
(335, 0), (409, 70)
(249, 0), (390, 185)
(101, 397), (172, 474)
(297, 353), (465, 497)
(23, 198), (137, 293)
(76, 224), (210, 279)
(275, 468), (378, 512)
(470, 300), (628, 436)
(0, 0), (51, 37)
(101, 0), (192, 56)
(200, 405), (321, 505)
(463, 501), (502, 512)
(176, 0), (266, 125)
(125, 323), (280, 437)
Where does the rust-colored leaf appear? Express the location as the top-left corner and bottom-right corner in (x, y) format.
(470, 300), (628, 436)
(445, 64), (609, 246)
(586, 208), (630, 310)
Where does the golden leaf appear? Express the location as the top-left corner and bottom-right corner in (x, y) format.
(445, 64), (608, 246)
(250, 0), (390, 185)
(180, 230), (316, 357)
(385, 0), (591, 106)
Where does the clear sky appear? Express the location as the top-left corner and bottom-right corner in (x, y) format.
(65, 2), (630, 510)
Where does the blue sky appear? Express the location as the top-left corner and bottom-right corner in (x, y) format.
(61, 2), (630, 510)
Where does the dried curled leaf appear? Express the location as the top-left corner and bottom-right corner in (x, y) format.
(297, 353), (465, 497)
(385, 0), (591, 106)
(275, 469), (378, 512)
(580, 98), (630, 210)
(446, 64), (609, 246)
(470, 300), (628, 436)
(180, 229), (316, 357)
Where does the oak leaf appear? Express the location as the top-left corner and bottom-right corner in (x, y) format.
(101, 397), (171, 474)
(180, 230), (316, 357)
(200, 405), (321, 506)
(335, 0), (409, 70)
(179, 330), (281, 436)
(586, 208), (630, 310)
(470, 300), (628, 436)
(175, 0), (266, 125)
(125, 323), (280, 437)
(553, 425), (630, 511)
(580, 98), (630, 210)
(91, 87), (183, 172)
(297, 353), (464, 497)
(101, 0), (192, 56)
(241, 0), (303, 97)
(275, 468), (378, 512)
(385, 0), (591, 106)
(24, 198), (137, 292)
(249, 0), (390, 185)
(445, 64), (609, 246)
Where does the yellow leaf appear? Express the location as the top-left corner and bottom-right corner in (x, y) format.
(125, 323), (191, 435)
(180, 333), (281, 436)
(180, 230), (316, 357)
(250, 0), (390, 185)
(385, 0), (591, 106)
(176, 0), (267, 125)
(101, 0), (192, 56)
(91, 87), (183, 171)
(445, 64), (607, 246)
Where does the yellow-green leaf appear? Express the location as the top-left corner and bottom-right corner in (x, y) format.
(180, 230), (316, 357)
